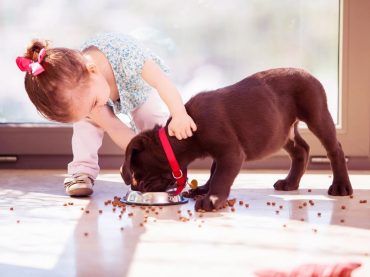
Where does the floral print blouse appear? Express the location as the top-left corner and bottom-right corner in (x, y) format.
(81, 33), (169, 115)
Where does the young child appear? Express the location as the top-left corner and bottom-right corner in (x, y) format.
(16, 32), (197, 197)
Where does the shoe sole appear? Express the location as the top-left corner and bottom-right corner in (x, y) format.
(67, 188), (93, 197)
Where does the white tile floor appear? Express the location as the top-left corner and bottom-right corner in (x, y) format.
(0, 169), (369, 277)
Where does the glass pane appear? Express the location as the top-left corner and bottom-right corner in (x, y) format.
(0, 0), (339, 124)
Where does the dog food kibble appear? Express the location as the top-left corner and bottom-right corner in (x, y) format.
(340, 219), (345, 223)
(85, 210), (90, 214)
(84, 232), (88, 237)
(299, 206), (303, 209)
(231, 207), (236, 212)
(279, 205), (283, 209)
(308, 189), (312, 192)
(128, 213), (134, 217)
(120, 227), (124, 231)
(350, 195), (354, 199)
(267, 202), (271, 206)
(239, 200), (244, 206)
(177, 210), (181, 214)
(245, 204), (249, 208)
(99, 210), (103, 214)
(283, 224), (287, 228)
(118, 215), (122, 219)
(309, 200), (315, 206)
(359, 200), (367, 204)
(341, 205), (346, 210)
(10, 207), (14, 211)
(312, 229), (318, 233)
(81, 208), (84, 211)
(275, 210), (279, 214)
(189, 179), (198, 189)
(227, 199), (236, 207)
(300, 218), (304, 222)
(271, 202), (276, 206)
(17, 220), (20, 224)
(63, 203), (68, 207)
(317, 212), (322, 217)
(303, 202), (307, 207)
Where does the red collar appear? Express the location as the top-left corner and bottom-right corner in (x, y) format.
(158, 127), (187, 196)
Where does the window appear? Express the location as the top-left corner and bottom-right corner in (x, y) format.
(1, 0), (369, 168)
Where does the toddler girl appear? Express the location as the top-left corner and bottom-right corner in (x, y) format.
(16, 32), (196, 196)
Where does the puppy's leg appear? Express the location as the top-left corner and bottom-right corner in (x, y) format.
(183, 161), (215, 198)
(274, 124), (309, 191)
(195, 153), (244, 211)
(306, 111), (352, 196)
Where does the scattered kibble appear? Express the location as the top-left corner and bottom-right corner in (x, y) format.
(300, 218), (304, 222)
(189, 179), (198, 189)
(16, 220), (20, 224)
(340, 219), (345, 223)
(99, 210), (103, 214)
(279, 205), (283, 209)
(239, 200), (244, 206)
(308, 189), (312, 192)
(349, 195), (354, 199)
(312, 228), (318, 233)
(271, 202), (276, 206)
(227, 199), (236, 207)
(80, 208), (84, 211)
(341, 205), (346, 210)
(120, 227), (124, 231)
(128, 213), (134, 217)
(84, 232), (88, 237)
(267, 202), (271, 206)
(359, 200), (367, 204)
(10, 207), (14, 211)
(303, 202), (307, 207)
(231, 207), (236, 212)
(245, 204), (249, 208)
(283, 224), (287, 228)
(317, 212), (322, 217)
(85, 210), (90, 214)
(275, 210), (279, 215)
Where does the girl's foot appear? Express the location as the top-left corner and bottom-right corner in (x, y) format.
(64, 174), (94, 196)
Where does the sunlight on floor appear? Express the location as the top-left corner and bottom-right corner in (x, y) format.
(0, 169), (369, 276)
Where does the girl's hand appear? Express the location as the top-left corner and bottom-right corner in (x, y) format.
(168, 112), (197, 140)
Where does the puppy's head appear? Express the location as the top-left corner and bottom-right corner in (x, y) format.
(120, 126), (176, 192)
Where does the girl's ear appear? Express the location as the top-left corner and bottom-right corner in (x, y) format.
(86, 63), (97, 74)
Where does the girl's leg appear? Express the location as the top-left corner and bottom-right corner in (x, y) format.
(66, 118), (104, 196)
(130, 89), (169, 131)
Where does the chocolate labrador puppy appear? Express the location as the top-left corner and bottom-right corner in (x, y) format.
(121, 68), (352, 211)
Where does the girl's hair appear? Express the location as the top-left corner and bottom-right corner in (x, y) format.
(23, 39), (89, 122)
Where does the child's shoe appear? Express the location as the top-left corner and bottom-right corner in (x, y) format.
(64, 174), (94, 196)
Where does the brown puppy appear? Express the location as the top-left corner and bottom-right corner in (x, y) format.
(121, 68), (352, 211)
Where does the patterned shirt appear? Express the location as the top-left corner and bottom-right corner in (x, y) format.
(81, 33), (169, 115)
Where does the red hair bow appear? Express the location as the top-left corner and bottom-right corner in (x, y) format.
(16, 48), (46, 76)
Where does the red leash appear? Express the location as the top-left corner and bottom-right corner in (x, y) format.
(158, 127), (187, 195)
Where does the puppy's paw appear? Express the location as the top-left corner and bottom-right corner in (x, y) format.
(328, 182), (353, 196)
(273, 179), (299, 191)
(195, 194), (226, 212)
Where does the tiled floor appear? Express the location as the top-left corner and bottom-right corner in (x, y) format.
(0, 169), (369, 277)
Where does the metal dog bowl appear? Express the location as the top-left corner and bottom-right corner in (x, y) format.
(120, 190), (188, 206)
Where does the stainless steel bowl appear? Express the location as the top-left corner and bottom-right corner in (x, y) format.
(120, 190), (189, 206)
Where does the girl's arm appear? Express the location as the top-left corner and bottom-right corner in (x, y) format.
(88, 105), (135, 151)
(141, 59), (197, 140)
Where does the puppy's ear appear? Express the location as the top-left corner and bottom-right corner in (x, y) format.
(121, 137), (146, 185)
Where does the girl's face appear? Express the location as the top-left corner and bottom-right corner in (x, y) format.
(67, 65), (111, 122)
